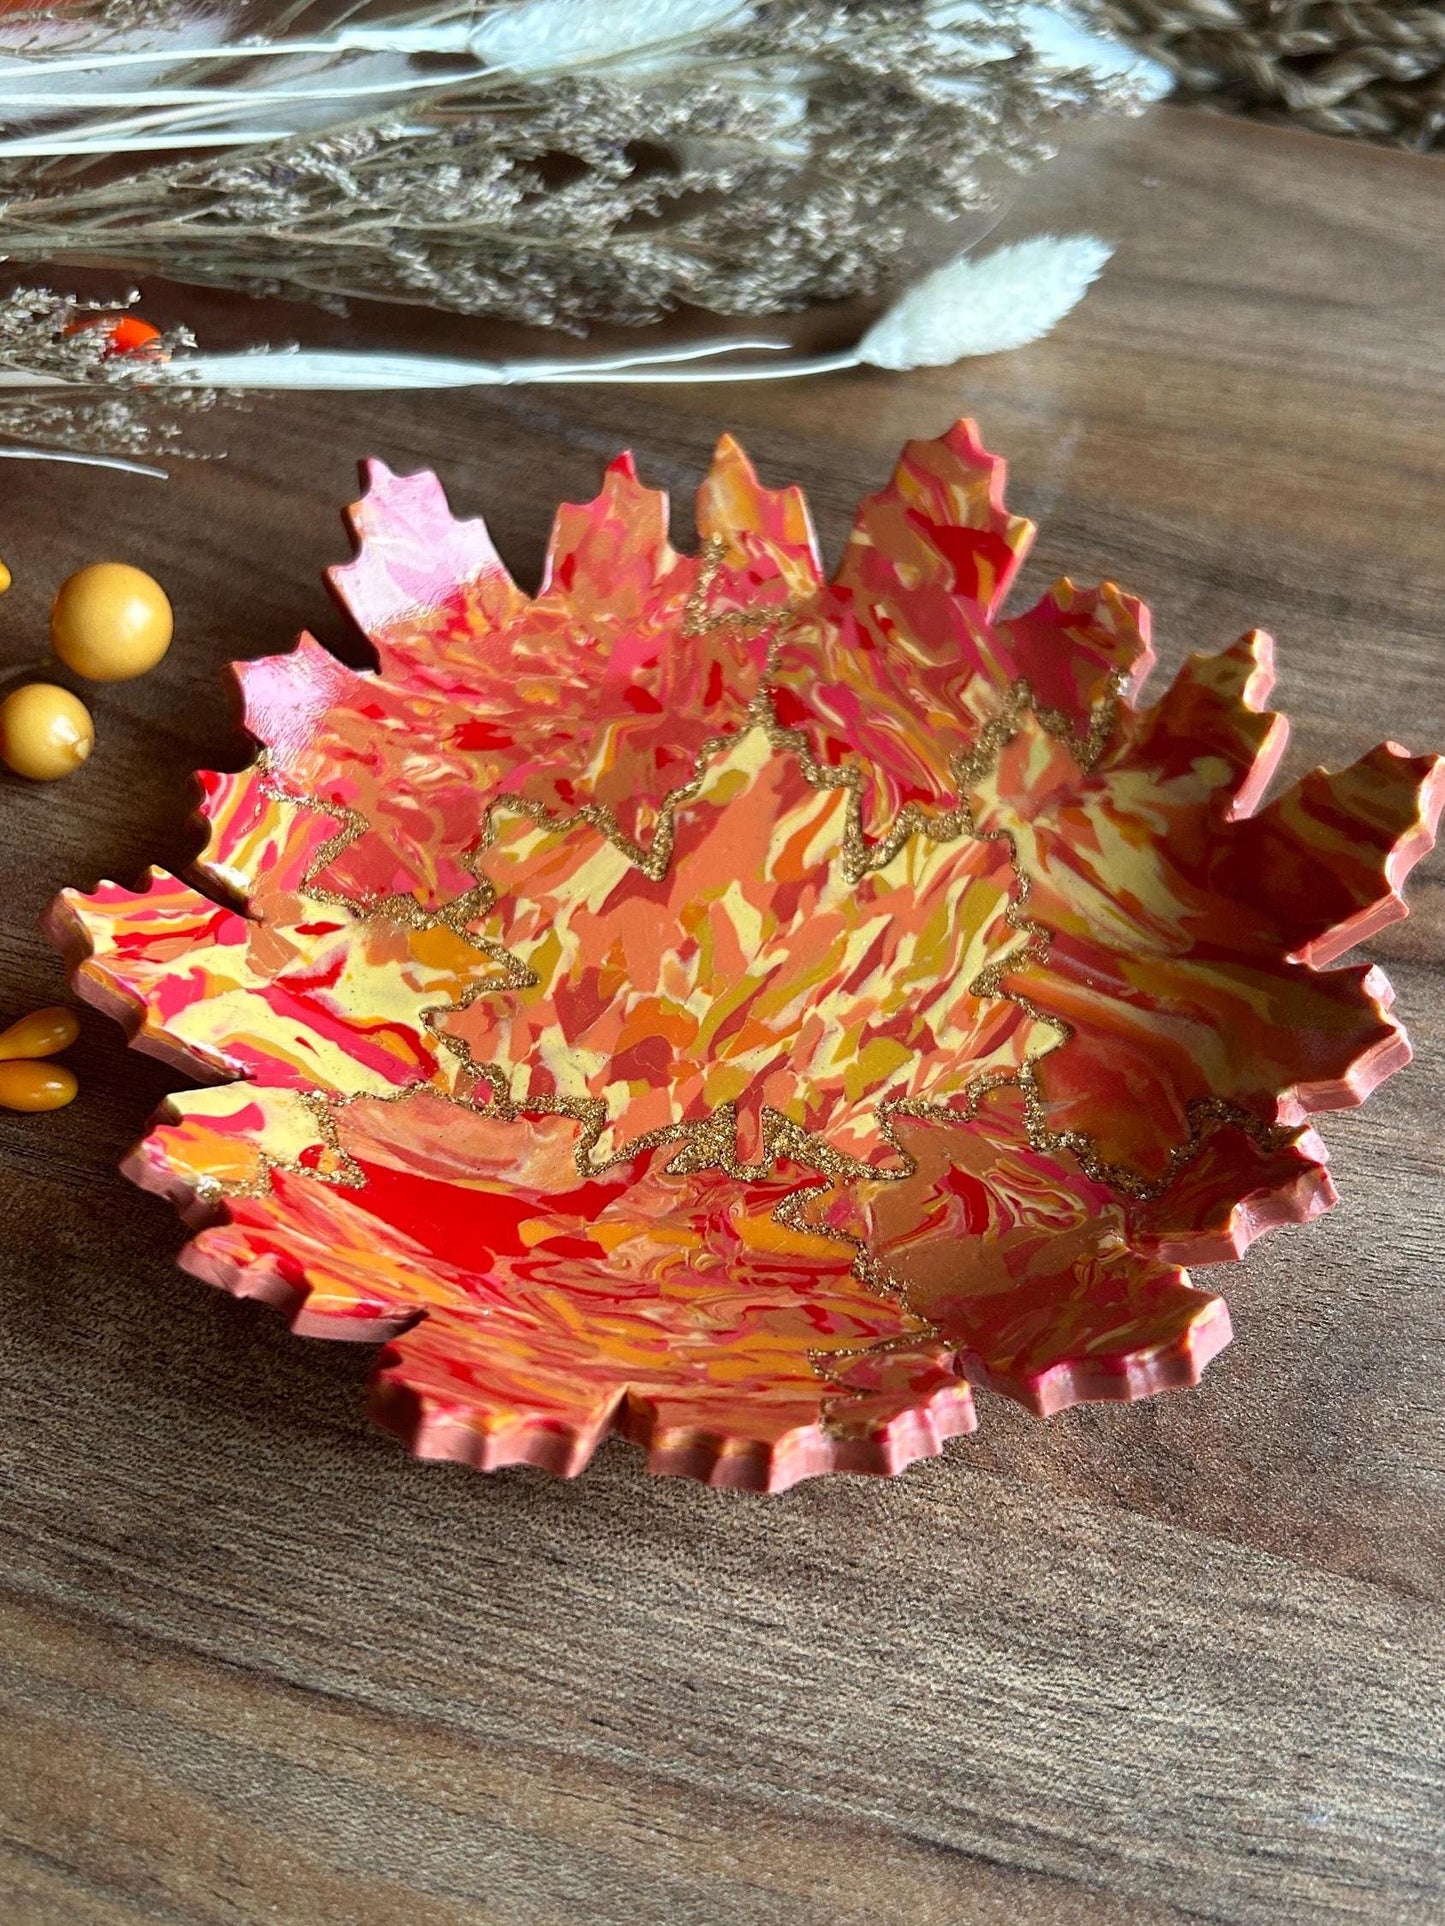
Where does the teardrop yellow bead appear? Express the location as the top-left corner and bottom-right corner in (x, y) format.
(0, 1006), (80, 1061)
(0, 1060), (78, 1111)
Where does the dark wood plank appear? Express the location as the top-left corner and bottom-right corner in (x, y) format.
(0, 106), (1441, 1924)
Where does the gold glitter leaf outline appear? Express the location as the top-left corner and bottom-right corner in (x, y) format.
(181, 547), (1300, 1425)
(237, 549), (1292, 1206)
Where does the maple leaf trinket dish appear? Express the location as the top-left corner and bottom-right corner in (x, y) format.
(48, 423), (1444, 1489)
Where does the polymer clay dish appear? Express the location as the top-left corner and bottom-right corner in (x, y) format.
(47, 424), (1444, 1489)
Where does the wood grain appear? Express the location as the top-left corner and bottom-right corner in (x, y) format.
(1, 106), (1442, 1925)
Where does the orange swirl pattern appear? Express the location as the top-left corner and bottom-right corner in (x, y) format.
(46, 424), (1444, 1488)
(444, 727), (1045, 1173)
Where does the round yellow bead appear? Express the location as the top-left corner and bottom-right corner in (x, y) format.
(51, 561), (173, 681)
(0, 1006), (79, 1061)
(0, 1060), (78, 1112)
(0, 559), (12, 595)
(0, 683), (95, 781)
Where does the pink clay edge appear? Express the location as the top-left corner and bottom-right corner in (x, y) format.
(369, 1365), (978, 1493)
(88, 1017), (983, 1491)
(1293, 749), (1445, 969)
(42, 890), (239, 1086)
(1144, 1157), (1338, 1266)
(182, 1215), (981, 1490)
(963, 1297), (1235, 1422)
(1276, 1011), (1412, 1125)
(323, 457), (518, 643)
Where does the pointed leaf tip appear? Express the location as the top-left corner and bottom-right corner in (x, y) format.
(540, 451), (677, 607)
(234, 633), (362, 760)
(695, 433), (822, 596)
(329, 459), (524, 666)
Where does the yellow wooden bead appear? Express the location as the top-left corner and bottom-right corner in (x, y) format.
(0, 559), (11, 595)
(51, 561), (173, 681)
(0, 1006), (79, 1061)
(0, 1060), (77, 1112)
(0, 683), (95, 781)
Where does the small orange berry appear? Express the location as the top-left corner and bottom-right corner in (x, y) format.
(63, 313), (164, 358)
(51, 561), (173, 681)
(0, 683), (94, 781)
(105, 315), (164, 356)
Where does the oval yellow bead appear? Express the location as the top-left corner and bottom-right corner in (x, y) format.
(0, 1060), (78, 1112)
(0, 559), (11, 595)
(0, 683), (95, 781)
(0, 1006), (79, 1061)
(51, 561), (173, 681)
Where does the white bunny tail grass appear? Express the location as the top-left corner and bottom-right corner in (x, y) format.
(164, 235), (1115, 391)
(858, 234), (1114, 369)
(139, 229), (1112, 392)
(468, 0), (756, 79)
(0, 239), (1113, 465)
(1017, 4), (1172, 103)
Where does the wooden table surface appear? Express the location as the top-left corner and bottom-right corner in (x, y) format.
(1, 106), (1442, 1926)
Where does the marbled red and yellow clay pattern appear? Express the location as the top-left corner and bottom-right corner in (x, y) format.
(46, 425), (1444, 1489)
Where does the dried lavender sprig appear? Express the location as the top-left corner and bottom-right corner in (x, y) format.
(0, 286), (222, 463)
